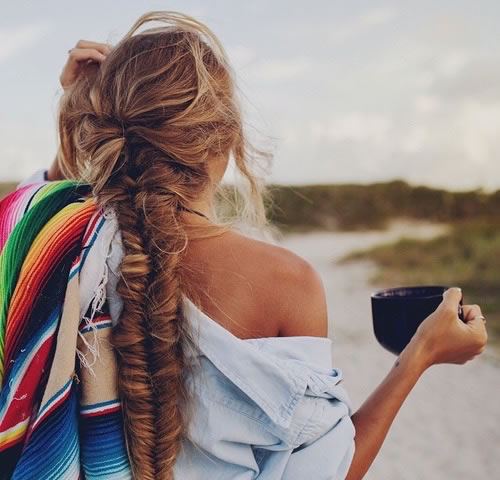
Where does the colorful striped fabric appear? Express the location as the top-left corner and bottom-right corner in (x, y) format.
(0, 180), (132, 479)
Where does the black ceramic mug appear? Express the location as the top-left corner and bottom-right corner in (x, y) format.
(371, 285), (464, 355)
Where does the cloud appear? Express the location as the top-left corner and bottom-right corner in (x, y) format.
(454, 100), (500, 168)
(329, 7), (397, 43)
(414, 95), (441, 114)
(429, 54), (500, 102)
(438, 50), (469, 78)
(0, 144), (46, 182)
(310, 112), (393, 145)
(226, 45), (257, 69)
(0, 125), (55, 182)
(0, 23), (51, 64)
(249, 57), (312, 82)
(400, 126), (429, 154)
(359, 7), (398, 27)
(412, 50), (470, 90)
(273, 88), (500, 190)
(225, 46), (312, 83)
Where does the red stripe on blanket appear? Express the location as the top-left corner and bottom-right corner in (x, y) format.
(0, 334), (55, 451)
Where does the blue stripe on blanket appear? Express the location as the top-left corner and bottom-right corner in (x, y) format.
(12, 381), (80, 480)
(80, 407), (132, 479)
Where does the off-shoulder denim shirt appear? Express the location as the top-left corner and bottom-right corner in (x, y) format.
(18, 169), (356, 479)
(175, 298), (356, 479)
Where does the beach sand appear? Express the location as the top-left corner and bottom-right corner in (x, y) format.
(280, 222), (500, 480)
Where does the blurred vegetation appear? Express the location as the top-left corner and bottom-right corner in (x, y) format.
(263, 180), (500, 232)
(342, 221), (500, 342)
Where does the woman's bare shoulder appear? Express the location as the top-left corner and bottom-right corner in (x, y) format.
(225, 230), (329, 338)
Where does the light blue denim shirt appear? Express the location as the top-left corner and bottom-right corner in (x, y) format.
(18, 169), (356, 479)
(175, 297), (356, 479)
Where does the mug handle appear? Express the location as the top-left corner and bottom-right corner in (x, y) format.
(458, 293), (465, 321)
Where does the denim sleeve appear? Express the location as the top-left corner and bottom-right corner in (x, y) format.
(279, 369), (356, 480)
(282, 411), (355, 479)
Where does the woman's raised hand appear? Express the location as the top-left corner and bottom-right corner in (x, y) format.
(346, 287), (488, 480)
(412, 287), (488, 368)
(59, 39), (112, 90)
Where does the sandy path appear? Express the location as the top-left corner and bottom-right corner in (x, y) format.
(279, 224), (500, 480)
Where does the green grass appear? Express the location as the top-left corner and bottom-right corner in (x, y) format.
(341, 221), (500, 340)
(264, 180), (500, 232)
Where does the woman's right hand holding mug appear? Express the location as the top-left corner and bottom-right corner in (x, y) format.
(410, 287), (488, 369)
(346, 288), (488, 480)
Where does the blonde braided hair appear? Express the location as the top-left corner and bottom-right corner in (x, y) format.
(57, 10), (272, 479)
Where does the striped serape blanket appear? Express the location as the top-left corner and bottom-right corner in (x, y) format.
(0, 180), (131, 479)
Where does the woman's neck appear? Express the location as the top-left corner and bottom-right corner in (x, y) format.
(179, 196), (214, 225)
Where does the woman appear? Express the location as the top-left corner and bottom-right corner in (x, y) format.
(2, 10), (487, 480)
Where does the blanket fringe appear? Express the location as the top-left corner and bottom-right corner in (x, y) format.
(76, 229), (113, 378)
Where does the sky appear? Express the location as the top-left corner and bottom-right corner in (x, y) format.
(1, 0), (500, 190)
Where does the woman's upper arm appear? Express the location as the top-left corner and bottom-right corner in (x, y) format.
(276, 253), (329, 338)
